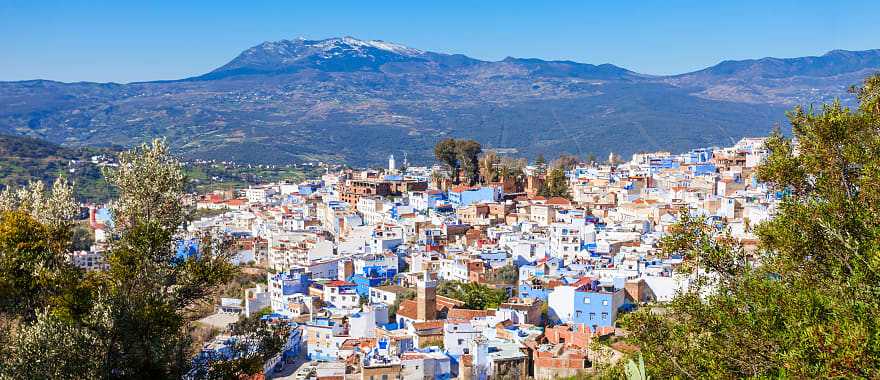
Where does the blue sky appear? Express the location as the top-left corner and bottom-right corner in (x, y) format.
(2, 0), (878, 83)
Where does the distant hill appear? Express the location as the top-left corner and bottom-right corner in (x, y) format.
(0, 134), (114, 201)
(665, 49), (880, 104)
(1, 37), (878, 165)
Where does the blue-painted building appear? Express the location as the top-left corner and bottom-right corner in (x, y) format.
(685, 148), (713, 163)
(548, 280), (626, 329)
(297, 182), (321, 195)
(447, 186), (497, 207)
(347, 254), (399, 296)
(690, 163), (717, 176)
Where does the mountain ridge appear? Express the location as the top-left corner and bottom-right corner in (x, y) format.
(0, 36), (877, 165)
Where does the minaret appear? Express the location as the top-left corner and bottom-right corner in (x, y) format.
(417, 271), (437, 321)
(389, 154), (396, 171)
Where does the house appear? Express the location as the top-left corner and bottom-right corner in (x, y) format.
(463, 336), (529, 380)
(497, 297), (543, 325)
(268, 268), (313, 313)
(243, 284), (269, 317)
(304, 317), (345, 361)
(217, 298), (243, 314)
(547, 279), (625, 329)
(409, 320), (445, 348)
(533, 324), (593, 380)
(370, 285), (412, 306)
(401, 350), (453, 380)
(322, 280), (360, 311)
(448, 186), (497, 207)
(444, 320), (482, 357)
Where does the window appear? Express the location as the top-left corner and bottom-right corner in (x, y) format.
(575, 310), (582, 318)
(584, 297), (591, 304)
(602, 312), (608, 320)
(589, 312), (595, 320)
(458, 339), (464, 345)
(602, 300), (609, 306)
(382, 375), (388, 380)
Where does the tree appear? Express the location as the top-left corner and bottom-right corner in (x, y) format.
(0, 140), (238, 379)
(101, 140), (238, 378)
(585, 153), (598, 165)
(479, 151), (500, 184)
(540, 167), (570, 199)
(434, 139), (459, 184)
(551, 154), (579, 171)
(621, 74), (880, 378)
(434, 139), (482, 185)
(498, 157), (527, 185)
(0, 178), (80, 320)
(534, 154), (547, 175)
(436, 281), (507, 310)
(456, 139), (482, 186)
(189, 310), (287, 380)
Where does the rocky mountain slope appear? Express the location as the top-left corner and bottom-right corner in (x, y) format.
(1, 37), (877, 165)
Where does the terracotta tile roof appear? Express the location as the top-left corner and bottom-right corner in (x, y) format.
(411, 320), (445, 330)
(339, 338), (377, 350)
(398, 296), (464, 321)
(571, 277), (595, 288)
(447, 308), (496, 320)
(436, 295), (464, 308)
(450, 185), (478, 193)
(546, 197), (571, 206)
(396, 299), (418, 320)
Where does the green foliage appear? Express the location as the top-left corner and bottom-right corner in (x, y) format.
(70, 222), (95, 251)
(539, 167), (571, 199)
(479, 151), (500, 184)
(436, 280), (508, 310)
(189, 312), (287, 380)
(622, 74), (880, 378)
(434, 139), (460, 183)
(535, 154), (547, 174)
(434, 138), (482, 185)
(552, 154), (580, 171)
(0, 211), (69, 319)
(0, 134), (116, 202)
(0, 140), (239, 379)
(486, 265), (519, 285)
(1, 306), (112, 380)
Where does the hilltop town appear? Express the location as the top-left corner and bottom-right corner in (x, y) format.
(71, 136), (774, 379)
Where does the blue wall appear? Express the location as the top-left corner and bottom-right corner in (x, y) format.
(571, 290), (617, 328)
(448, 187), (495, 207)
(518, 283), (551, 301)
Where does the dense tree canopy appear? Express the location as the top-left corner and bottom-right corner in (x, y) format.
(437, 280), (508, 310)
(0, 140), (241, 379)
(433, 138), (482, 185)
(539, 167), (571, 199)
(622, 74), (880, 378)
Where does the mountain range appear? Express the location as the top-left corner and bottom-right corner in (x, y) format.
(1, 36), (878, 165)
